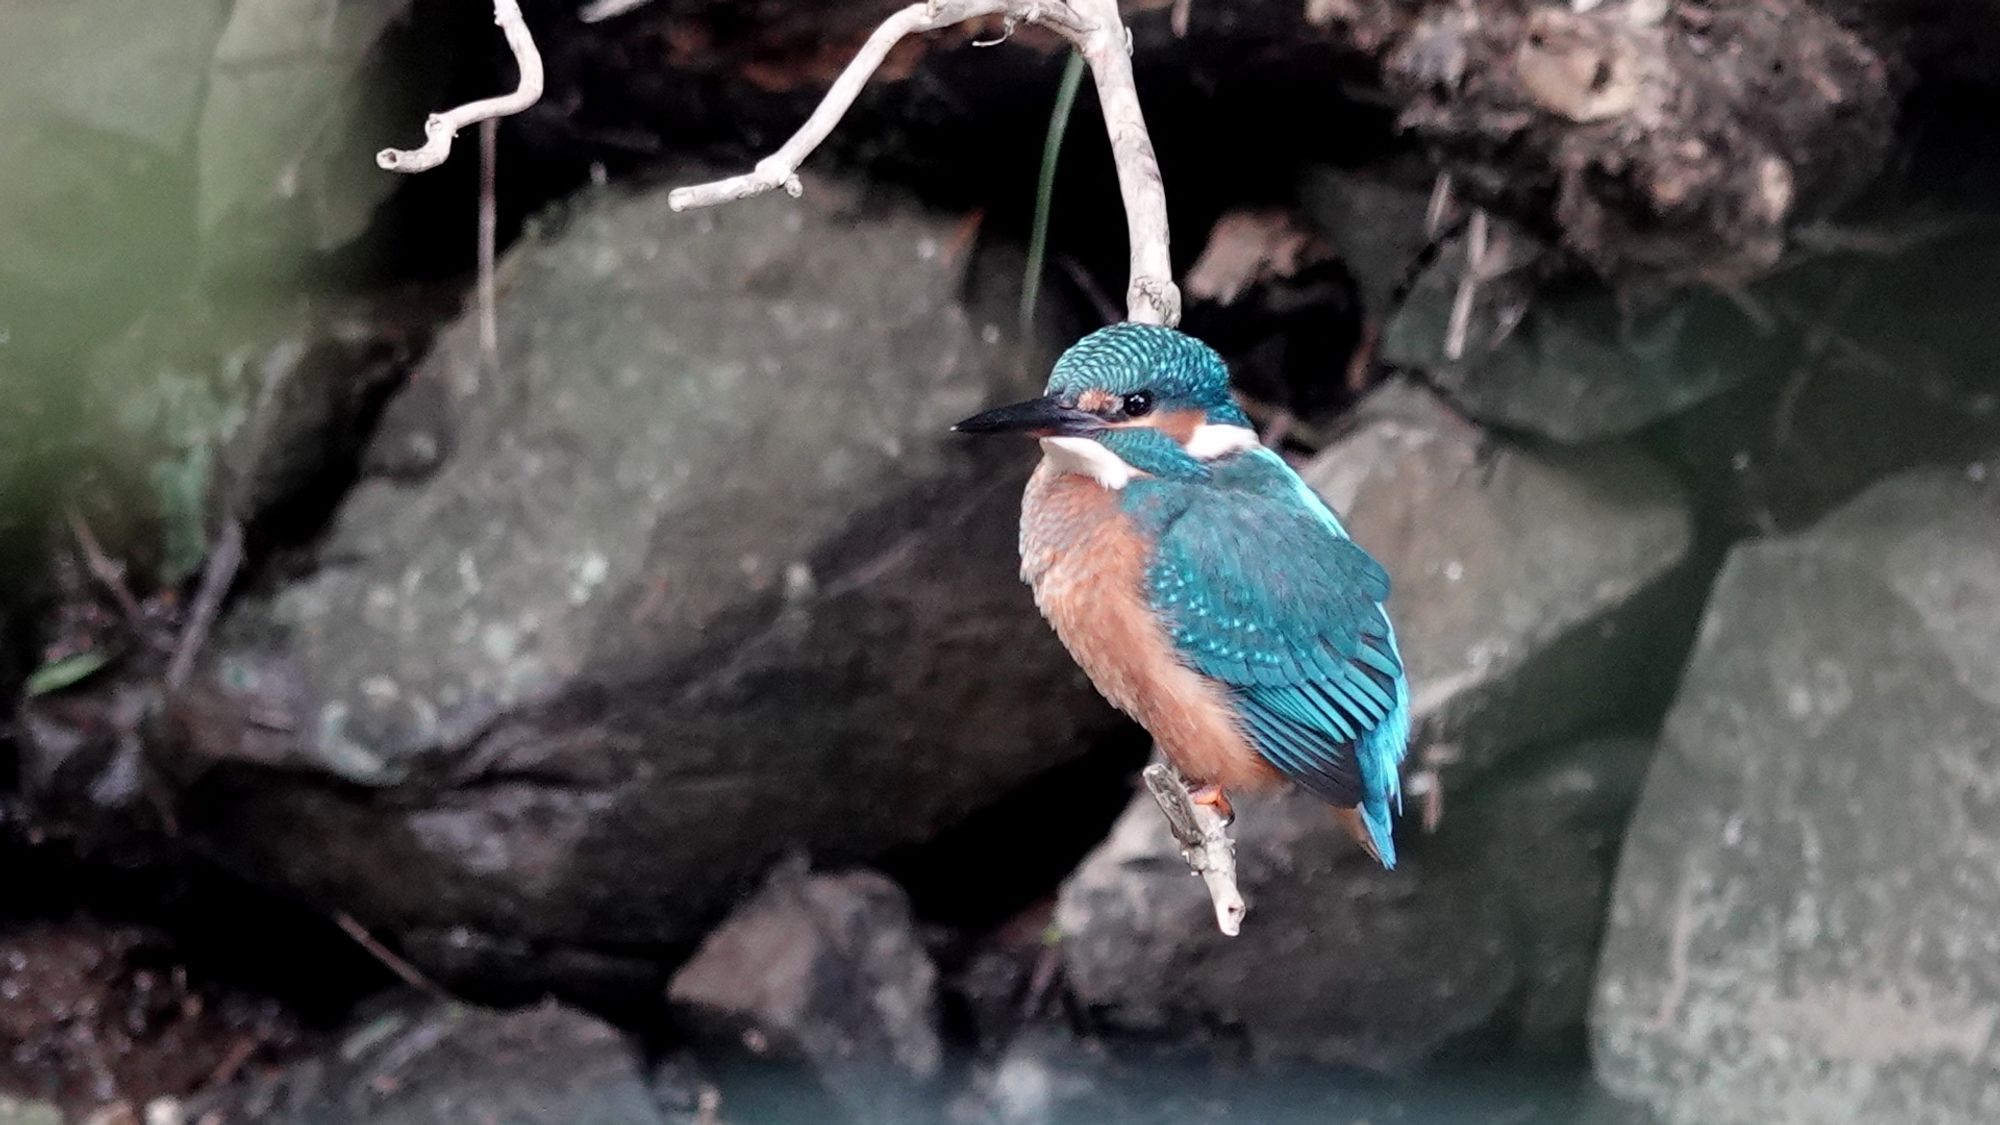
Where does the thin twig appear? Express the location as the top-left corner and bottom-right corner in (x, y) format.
(1443, 208), (1488, 361)
(334, 912), (452, 1000)
(478, 118), (500, 370)
(377, 0), (544, 174)
(65, 508), (150, 638)
(165, 520), (243, 690)
(669, 0), (1182, 325)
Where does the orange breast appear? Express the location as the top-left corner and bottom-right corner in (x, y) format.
(1020, 460), (1280, 793)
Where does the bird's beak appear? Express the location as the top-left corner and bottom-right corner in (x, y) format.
(951, 394), (1102, 437)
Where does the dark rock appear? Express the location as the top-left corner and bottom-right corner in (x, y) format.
(1444, 737), (1656, 1055)
(1298, 164), (1435, 317)
(1303, 380), (1692, 778)
(1381, 225), (1788, 443)
(182, 1000), (674, 1124)
(1056, 737), (1652, 1071)
(1645, 225), (2000, 534)
(15, 663), (160, 839)
(1592, 466), (2000, 1124)
(1059, 786), (1518, 1071)
(157, 177), (1116, 981)
(968, 1026), (1598, 1125)
(669, 863), (941, 1122)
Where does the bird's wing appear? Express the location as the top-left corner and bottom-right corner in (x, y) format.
(1143, 476), (1403, 807)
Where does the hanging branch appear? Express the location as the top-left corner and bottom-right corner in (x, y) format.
(674, 0), (1231, 928)
(669, 0), (1183, 327)
(377, 0), (544, 174)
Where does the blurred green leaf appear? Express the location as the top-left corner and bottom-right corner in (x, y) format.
(0, 2), (226, 292)
(25, 650), (112, 698)
(1022, 50), (1085, 333)
(196, 0), (414, 260)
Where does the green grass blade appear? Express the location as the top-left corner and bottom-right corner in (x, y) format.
(1022, 50), (1087, 333)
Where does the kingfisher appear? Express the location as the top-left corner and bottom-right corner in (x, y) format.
(954, 323), (1409, 866)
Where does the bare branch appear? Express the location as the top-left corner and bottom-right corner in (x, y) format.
(670, 2), (1010, 211)
(65, 508), (152, 641)
(1066, 0), (1179, 325)
(1143, 763), (1245, 936)
(668, 0), (1182, 325)
(377, 0), (544, 174)
(165, 520), (243, 691)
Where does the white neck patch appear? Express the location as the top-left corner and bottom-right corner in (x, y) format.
(1040, 436), (1138, 490)
(1184, 423), (1261, 460)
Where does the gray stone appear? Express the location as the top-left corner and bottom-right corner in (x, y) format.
(1449, 737), (1657, 1054)
(967, 1026), (1598, 1124)
(1380, 219), (1785, 442)
(669, 864), (940, 1122)
(1297, 166), (1434, 315)
(1059, 785), (1517, 1071)
(0, 1097), (60, 1125)
(1057, 382), (1690, 1069)
(1057, 736), (1653, 1071)
(158, 177), (1117, 975)
(1305, 380), (1693, 776)
(1592, 466), (2000, 1125)
(182, 1000), (673, 1124)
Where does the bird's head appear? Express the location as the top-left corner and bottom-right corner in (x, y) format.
(951, 324), (1257, 487)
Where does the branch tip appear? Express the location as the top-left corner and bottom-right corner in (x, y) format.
(1142, 763), (1246, 936)
(377, 0), (544, 175)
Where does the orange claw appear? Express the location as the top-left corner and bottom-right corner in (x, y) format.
(1188, 783), (1235, 825)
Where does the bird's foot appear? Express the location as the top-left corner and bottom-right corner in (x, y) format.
(1188, 783), (1235, 825)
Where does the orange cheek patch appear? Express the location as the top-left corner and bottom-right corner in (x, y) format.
(1148, 408), (1204, 443)
(1076, 388), (1117, 413)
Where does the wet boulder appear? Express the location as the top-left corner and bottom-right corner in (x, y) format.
(669, 864), (941, 1123)
(1592, 465), (2000, 1125)
(180, 1000), (674, 1125)
(1056, 736), (1654, 1071)
(157, 175), (1117, 984)
(1304, 380), (1694, 777)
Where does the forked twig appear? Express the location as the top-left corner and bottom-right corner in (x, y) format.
(668, 0), (1182, 327)
(377, 0), (544, 173)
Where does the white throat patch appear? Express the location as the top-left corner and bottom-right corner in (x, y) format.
(1040, 436), (1138, 489)
(1184, 423), (1260, 460)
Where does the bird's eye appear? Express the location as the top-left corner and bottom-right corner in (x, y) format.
(1121, 391), (1156, 418)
